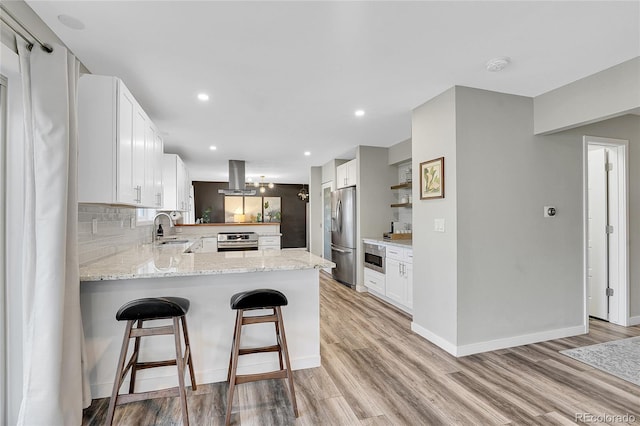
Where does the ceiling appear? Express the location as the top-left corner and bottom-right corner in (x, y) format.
(26, 1), (640, 184)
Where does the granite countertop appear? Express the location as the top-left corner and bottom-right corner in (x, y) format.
(80, 240), (335, 282)
(362, 237), (413, 248)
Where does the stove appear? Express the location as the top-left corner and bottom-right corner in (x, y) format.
(217, 232), (259, 252)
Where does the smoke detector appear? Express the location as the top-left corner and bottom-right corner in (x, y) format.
(486, 56), (511, 72)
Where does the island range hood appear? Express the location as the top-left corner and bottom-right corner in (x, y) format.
(218, 160), (257, 195)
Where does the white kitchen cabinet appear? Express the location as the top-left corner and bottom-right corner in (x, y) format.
(201, 237), (218, 252)
(143, 122), (164, 208)
(162, 153), (190, 212)
(384, 246), (413, 309)
(78, 74), (162, 207)
(364, 268), (385, 295)
(258, 235), (281, 250)
(336, 159), (357, 189)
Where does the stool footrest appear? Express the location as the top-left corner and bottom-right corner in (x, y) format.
(239, 344), (280, 356)
(235, 369), (287, 385)
(135, 359), (177, 370)
(242, 314), (277, 325)
(116, 386), (180, 405)
(130, 325), (175, 337)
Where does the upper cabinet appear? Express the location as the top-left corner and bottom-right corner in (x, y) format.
(336, 159), (357, 189)
(78, 75), (163, 207)
(162, 153), (190, 212)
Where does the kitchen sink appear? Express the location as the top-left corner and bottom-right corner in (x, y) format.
(159, 239), (190, 245)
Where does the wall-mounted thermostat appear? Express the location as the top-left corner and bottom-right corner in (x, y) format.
(544, 206), (557, 217)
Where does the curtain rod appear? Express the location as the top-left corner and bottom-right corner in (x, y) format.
(0, 4), (53, 53)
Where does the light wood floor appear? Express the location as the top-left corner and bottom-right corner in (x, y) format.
(83, 272), (640, 425)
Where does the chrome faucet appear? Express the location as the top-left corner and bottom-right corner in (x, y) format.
(153, 212), (174, 241)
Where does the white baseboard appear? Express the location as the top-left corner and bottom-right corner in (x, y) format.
(410, 322), (458, 356)
(411, 322), (586, 357)
(89, 355), (321, 399)
(629, 315), (640, 326)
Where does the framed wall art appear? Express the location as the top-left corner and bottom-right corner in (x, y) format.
(420, 157), (444, 200)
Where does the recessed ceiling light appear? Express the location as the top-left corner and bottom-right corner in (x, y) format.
(57, 14), (85, 30)
(197, 93), (210, 101)
(209, 145), (216, 151)
(355, 110), (365, 117)
(304, 151), (311, 156)
(486, 56), (511, 72)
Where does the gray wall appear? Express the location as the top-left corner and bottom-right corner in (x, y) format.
(411, 85), (592, 351)
(411, 87), (459, 345)
(388, 138), (411, 165)
(321, 159), (346, 184)
(455, 87), (584, 345)
(534, 57), (640, 135)
(555, 114), (640, 319)
(309, 166), (323, 256)
(355, 146), (395, 289)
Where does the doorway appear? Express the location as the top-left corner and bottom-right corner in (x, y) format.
(584, 136), (629, 326)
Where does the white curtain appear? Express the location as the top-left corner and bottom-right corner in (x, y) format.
(17, 41), (91, 425)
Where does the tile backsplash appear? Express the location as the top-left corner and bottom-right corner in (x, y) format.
(78, 204), (152, 266)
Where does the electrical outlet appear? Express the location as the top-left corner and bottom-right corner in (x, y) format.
(91, 219), (98, 234)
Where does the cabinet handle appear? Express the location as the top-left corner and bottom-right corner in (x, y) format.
(134, 185), (142, 203)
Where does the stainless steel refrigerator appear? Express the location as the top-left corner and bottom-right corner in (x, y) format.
(331, 186), (357, 288)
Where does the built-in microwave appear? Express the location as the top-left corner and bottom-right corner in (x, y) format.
(363, 242), (385, 274)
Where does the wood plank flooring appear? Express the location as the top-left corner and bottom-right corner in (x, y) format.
(83, 272), (640, 425)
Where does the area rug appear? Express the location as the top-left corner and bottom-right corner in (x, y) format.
(560, 336), (640, 386)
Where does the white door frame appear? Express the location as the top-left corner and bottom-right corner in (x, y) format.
(321, 181), (334, 273)
(0, 73), (7, 426)
(582, 136), (629, 326)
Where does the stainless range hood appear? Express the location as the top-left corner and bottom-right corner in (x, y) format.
(218, 160), (257, 195)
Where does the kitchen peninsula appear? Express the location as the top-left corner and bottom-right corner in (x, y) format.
(80, 241), (334, 398)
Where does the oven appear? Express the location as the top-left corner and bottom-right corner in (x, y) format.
(217, 232), (259, 252)
(363, 242), (385, 273)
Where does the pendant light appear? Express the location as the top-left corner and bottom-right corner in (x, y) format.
(253, 176), (274, 193)
(297, 184), (309, 201)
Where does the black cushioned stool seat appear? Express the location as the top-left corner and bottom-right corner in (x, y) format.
(225, 289), (298, 425)
(106, 297), (197, 426)
(116, 296), (190, 320)
(230, 288), (288, 310)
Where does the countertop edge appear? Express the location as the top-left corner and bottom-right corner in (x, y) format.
(362, 237), (413, 248)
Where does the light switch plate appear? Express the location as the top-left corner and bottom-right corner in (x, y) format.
(434, 218), (445, 232)
(91, 219), (98, 234)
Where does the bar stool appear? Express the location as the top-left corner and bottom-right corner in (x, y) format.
(106, 297), (197, 426)
(225, 289), (298, 425)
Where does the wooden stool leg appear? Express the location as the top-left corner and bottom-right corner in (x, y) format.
(173, 317), (190, 426)
(225, 310), (243, 426)
(226, 311), (239, 383)
(274, 310), (284, 371)
(128, 319), (143, 394)
(276, 306), (298, 417)
(180, 316), (197, 391)
(106, 320), (134, 425)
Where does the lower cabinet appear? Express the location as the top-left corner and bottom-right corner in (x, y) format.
(386, 256), (412, 309)
(258, 235), (281, 250)
(364, 268), (385, 294)
(364, 242), (413, 313)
